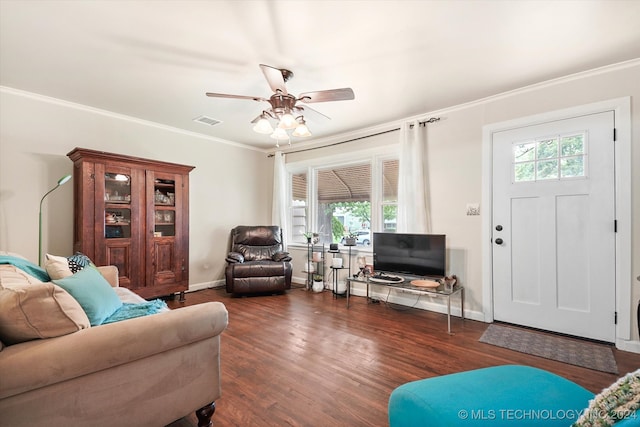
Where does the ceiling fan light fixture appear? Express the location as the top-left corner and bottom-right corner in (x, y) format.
(205, 64), (355, 146)
(292, 117), (311, 137)
(253, 117), (274, 134)
(278, 112), (297, 130)
(270, 127), (289, 140)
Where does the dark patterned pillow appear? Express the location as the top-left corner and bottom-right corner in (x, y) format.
(67, 252), (94, 274)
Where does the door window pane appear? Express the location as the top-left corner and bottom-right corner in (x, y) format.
(105, 208), (131, 238)
(514, 162), (535, 182)
(514, 142), (535, 162)
(105, 173), (131, 203)
(104, 173), (131, 238)
(513, 132), (586, 183)
(561, 134), (584, 156)
(537, 138), (558, 159)
(154, 179), (176, 237)
(537, 159), (558, 180)
(561, 156), (585, 178)
(560, 134), (586, 178)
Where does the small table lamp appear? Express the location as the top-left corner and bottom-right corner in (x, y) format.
(39, 174), (72, 266)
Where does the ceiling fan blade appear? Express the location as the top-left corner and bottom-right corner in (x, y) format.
(206, 92), (267, 102)
(259, 64), (288, 95)
(298, 88), (355, 103)
(293, 104), (331, 121)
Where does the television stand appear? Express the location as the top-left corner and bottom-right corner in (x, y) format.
(347, 275), (464, 334)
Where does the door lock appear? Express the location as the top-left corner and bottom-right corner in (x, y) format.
(495, 238), (504, 245)
(495, 225), (503, 231)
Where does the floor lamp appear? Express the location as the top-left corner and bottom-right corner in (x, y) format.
(39, 174), (72, 266)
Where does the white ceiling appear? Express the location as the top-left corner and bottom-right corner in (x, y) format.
(2, 0), (640, 150)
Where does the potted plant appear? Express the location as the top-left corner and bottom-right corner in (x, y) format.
(344, 230), (357, 246)
(303, 231), (320, 244)
(312, 274), (324, 293)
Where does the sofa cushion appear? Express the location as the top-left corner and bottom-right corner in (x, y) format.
(45, 252), (94, 280)
(0, 264), (44, 287)
(53, 267), (123, 326)
(0, 255), (50, 282)
(44, 253), (74, 279)
(0, 282), (90, 345)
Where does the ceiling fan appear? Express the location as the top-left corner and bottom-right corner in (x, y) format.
(206, 64), (355, 142)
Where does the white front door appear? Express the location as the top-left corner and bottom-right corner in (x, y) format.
(492, 111), (616, 342)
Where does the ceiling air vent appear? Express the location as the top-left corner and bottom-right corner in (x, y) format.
(193, 115), (222, 126)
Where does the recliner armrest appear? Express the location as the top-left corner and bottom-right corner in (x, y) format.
(226, 252), (244, 263)
(272, 251), (292, 262)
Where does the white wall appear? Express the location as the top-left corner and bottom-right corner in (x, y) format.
(284, 61), (640, 348)
(0, 88), (273, 288)
(1, 61), (638, 349)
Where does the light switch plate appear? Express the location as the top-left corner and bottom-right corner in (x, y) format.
(466, 203), (480, 216)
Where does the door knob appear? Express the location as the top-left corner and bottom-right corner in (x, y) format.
(495, 238), (504, 245)
(495, 225), (503, 231)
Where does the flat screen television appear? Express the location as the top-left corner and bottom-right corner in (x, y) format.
(373, 233), (446, 278)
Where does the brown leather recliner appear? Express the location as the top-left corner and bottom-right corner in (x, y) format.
(225, 225), (293, 295)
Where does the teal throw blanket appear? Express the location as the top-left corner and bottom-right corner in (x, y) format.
(102, 299), (168, 324)
(0, 255), (50, 282)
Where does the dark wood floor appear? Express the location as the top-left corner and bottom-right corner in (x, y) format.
(166, 286), (640, 427)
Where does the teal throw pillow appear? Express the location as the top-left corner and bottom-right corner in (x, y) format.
(53, 267), (123, 326)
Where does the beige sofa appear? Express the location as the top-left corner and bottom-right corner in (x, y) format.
(0, 258), (228, 427)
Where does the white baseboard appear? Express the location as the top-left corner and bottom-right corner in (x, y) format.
(616, 338), (640, 354)
(187, 279), (224, 293)
(292, 275), (307, 286)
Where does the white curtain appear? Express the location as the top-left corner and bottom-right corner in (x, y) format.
(396, 121), (431, 233)
(271, 151), (289, 247)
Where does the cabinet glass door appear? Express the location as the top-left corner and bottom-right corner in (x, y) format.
(153, 178), (175, 237)
(104, 173), (131, 239)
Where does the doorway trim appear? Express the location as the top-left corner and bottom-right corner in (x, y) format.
(481, 97), (632, 350)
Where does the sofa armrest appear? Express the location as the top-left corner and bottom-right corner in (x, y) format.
(96, 265), (119, 287)
(0, 302), (228, 399)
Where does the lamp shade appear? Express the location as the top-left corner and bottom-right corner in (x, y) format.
(58, 174), (72, 185)
(278, 113), (297, 130)
(270, 127), (289, 140)
(253, 118), (274, 134)
(292, 122), (311, 137)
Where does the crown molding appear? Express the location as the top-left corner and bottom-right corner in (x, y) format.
(287, 58), (640, 152)
(4, 58), (638, 157)
(0, 86), (263, 153)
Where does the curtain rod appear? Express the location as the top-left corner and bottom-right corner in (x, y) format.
(266, 117), (440, 157)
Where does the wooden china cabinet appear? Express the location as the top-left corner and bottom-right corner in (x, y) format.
(67, 148), (195, 300)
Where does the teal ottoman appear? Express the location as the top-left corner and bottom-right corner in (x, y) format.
(388, 365), (593, 426)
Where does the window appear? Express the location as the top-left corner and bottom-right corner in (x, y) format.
(290, 172), (307, 244)
(316, 163), (371, 245)
(288, 155), (398, 247)
(513, 132), (586, 182)
(381, 159), (398, 232)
